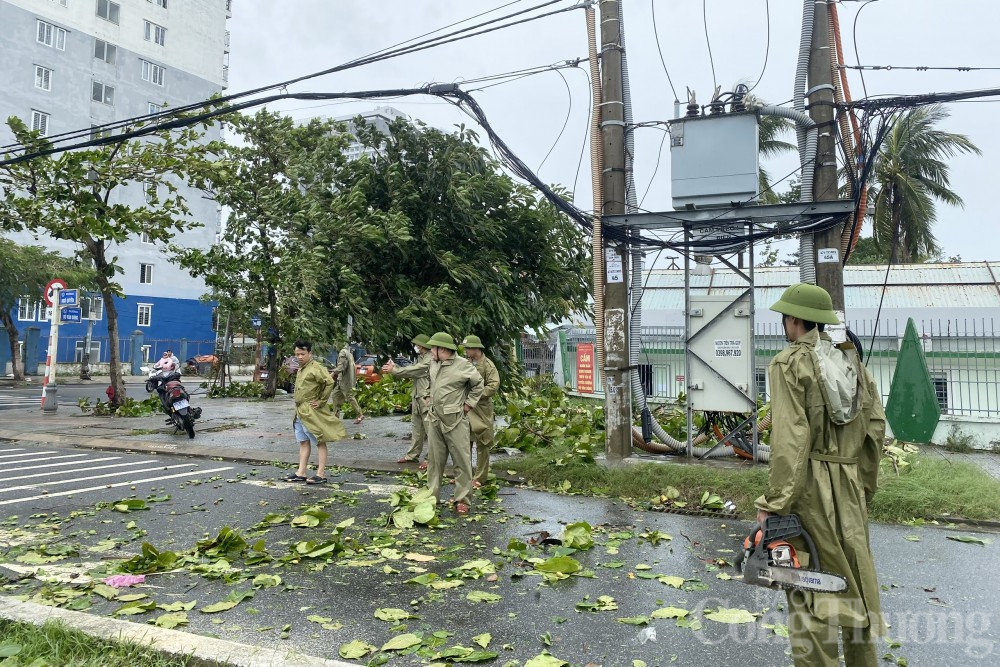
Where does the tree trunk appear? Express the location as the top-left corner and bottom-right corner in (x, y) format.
(90, 238), (126, 408)
(0, 310), (24, 381)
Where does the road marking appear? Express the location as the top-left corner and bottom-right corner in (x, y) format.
(0, 466), (234, 506)
(1, 454), (92, 469)
(0, 448), (26, 453)
(0, 451), (58, 459)
(0, 460), (160, 484)
(0, 464), (197, 494)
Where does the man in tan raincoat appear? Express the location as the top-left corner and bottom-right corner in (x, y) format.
(462, 335), (500, 488)
(424, 331), (483, 514)
(285, 340), (347, 485)
(331, 342), (364, 423)
(757, 283), (886, 666)
(383, 334), (432, 465)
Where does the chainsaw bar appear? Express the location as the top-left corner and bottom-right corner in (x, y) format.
(764, 565), (848, 593)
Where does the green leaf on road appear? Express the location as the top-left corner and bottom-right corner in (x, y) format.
(117, 593), (148, 602)
(252, 574), (282, 589)
(381, 633), (421, 651)
(473, 633), (492, 648)
(576, 595), (617, 611)
(616, 616), (650, 625)
(92, 583), (119, 600)
(561, 521), (593, 550)
(525, 652), (568, 667)
(946, 535), (991, 546)
(87, 539), (119, 553)
(200, 589), (254, 614)
(374, 608), (416, 622)
(112, 600), (156, 616)
(467, 591), (502, 604)
(657, 575), (686, 589)
(650, 606), (689, 619)
(154, 612), (188, 629)
(339, 640), (377, 659)
(158, 600), (196, 612)
(704, 607), (757, 624)
(533, 556), (582, 575)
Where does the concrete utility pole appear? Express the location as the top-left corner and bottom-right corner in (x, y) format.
(599, 0), (632, 461)
(808, 1), (846, 331)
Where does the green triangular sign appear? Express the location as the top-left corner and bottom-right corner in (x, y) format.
(884, 318), (941, 443)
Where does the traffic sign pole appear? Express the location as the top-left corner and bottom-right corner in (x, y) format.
(41, 285), (61, 412)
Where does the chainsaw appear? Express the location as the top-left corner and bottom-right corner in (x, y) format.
(737, 514), (848, 593)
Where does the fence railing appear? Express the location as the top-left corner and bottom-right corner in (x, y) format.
(521, 318), (1000, 418)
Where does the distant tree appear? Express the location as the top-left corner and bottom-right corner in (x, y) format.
(758, 115), (797, 204)
(0, 116), (218, 406)
(0, 239), (95, 380)
(869, 105), (981, 263)
(845, 236), (886, 265)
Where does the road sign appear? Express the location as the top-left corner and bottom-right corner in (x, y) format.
(251, 315), (262, 329)
(43, 278), (67, 306)
(60, 307), (82, 323)
(59, 289), (78, 306)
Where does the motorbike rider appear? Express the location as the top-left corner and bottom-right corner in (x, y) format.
(154, 351), (177, 372)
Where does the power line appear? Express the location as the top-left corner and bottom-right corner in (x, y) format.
(1, 0), (585, 154)
(851, 0), (881, 100)
(747, 0), (770, 93)
(571, 65), (592, 205)
(702, 0), (718, 94)
(841, 64), (1000, 72)
(650, 0), (679, 102)
(537, 69), (576, 174)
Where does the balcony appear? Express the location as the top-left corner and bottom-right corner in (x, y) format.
(222, 64), (229, 89)
(225, 0), (232, 18)
(224, 30), (230, 52)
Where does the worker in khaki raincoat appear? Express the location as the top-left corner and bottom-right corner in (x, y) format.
(285, 340), (347, 485)
(425, 332), (483, 515)
(462, 335), (500, 488)
(757, 283), (886, 667)
(383, 334), (433, 465)
(331, 343), (364, 423)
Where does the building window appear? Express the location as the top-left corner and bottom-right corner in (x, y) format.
(94, 39), (117, 64)
(81, 295), (104, 320)
(30, 110), (50, 136)
(17, 298), (38, 321)
(148, 0), (167, 7)
(144, 181), (159, 203)
(92, 81), (115, 105)
(36, 21), (67, 50)
(141, 60), (165, 86)
(140, 263), (153, 284)
(137, 304), (152, 327)
(141, 227), (153, 243)
(34, 65), (53, 91)
(148, 102), (162, 115)
(144, 20), (166, 46)
(96, 0), (120, 24)
(90, 124), (112, 140)
(75, 341), (101, 363)
(51, 0), (70, 6)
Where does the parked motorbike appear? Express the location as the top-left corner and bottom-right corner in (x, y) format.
(142, 366), (202, 438)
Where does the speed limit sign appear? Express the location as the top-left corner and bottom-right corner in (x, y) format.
(44, 278), (67, 306)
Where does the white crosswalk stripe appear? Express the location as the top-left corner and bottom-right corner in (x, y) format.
(0, 448), (234, 507)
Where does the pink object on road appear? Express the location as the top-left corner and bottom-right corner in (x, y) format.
(102, 574), (146, 588)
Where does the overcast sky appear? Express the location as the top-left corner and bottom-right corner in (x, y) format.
(225, 0), (999, 264)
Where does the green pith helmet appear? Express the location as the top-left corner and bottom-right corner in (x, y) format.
(461, 335), (485, 349)
(770, 282), (840, 325)
(427, 331), (457, 351)
(411, 334), (431, 348)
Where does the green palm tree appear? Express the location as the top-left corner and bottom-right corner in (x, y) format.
(758, 113), (797, 204)
(868, 105), (980, 263)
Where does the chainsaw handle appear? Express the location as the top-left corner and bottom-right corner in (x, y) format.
(799, 523), (821, 571)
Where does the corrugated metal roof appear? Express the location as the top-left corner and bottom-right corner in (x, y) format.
(634, 262), (1000, 330)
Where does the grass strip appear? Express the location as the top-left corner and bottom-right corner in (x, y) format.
(504, 450), (1000, 523)
(0, 619), (194, 667)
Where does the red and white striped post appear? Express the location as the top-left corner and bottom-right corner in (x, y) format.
(41, 285), (62, 412)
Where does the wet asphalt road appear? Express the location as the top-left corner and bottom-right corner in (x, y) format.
(1, 444), (999, 666)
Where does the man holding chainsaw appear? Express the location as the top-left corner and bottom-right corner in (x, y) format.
(756, 283), (886, 666)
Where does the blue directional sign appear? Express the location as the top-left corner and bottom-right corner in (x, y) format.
(59, 289), (78, 306)
(251, 315), (262, 329)
(60, 307), (82, 323)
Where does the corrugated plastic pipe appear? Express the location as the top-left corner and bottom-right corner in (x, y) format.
(585, 6), (605, 374)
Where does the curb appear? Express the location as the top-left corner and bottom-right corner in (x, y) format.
(0, 596), (355, 667)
